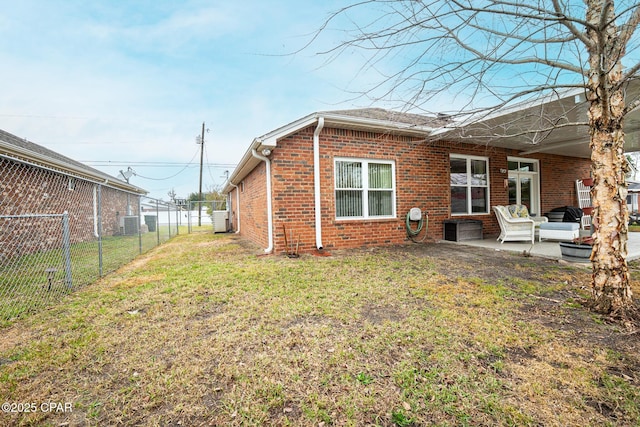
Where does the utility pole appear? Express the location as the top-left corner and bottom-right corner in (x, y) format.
(198, 122), (205, 227)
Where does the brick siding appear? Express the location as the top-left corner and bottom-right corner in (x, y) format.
(1, 157), (140, 258)
(231, 162), (270, 250)
(230, 126), (591, 254)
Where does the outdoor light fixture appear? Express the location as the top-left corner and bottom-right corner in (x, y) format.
(262, 148), (272, 156)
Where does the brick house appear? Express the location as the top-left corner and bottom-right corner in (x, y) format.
(0, 128), (147, 258)
(223, 96), (601, 254)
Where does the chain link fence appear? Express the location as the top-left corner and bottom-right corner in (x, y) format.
(0, 156), (182, 323)
(186, 200), (227, 233)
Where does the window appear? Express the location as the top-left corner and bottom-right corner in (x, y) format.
(450, 155), (489, 214)
(335, 158), (395, 219)
(508, 159), (537, 173)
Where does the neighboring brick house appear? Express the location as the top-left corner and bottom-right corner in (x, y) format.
(0, 128), (147, 258)
(223, 102), (594, 254)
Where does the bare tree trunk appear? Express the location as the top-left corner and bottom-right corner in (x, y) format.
(587, 0), (634, 319)
(589, 122), (633, 316)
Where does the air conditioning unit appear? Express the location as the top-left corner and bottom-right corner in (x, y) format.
(212, 210), (228, 233)
(123, 216), (139, 235)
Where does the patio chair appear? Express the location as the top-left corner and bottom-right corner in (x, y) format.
(493, 205), (536, 244)
(576, 179), (593, 230)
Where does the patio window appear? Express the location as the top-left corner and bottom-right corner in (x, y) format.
(450, 155), (489, 215)
(335, 158), (395, 219)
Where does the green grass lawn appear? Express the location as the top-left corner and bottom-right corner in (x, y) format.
(1, 232), (639, 426)
(0, 226), (180, 323)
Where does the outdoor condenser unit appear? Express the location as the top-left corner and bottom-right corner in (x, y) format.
(123, 215), (139, 236)
(212, 210), (228, 233)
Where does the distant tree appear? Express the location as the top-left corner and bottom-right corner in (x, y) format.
(627, 154), (638, 180)
(315, 1), (640, 324)
(187, 192), (201, 203)
(167, 188), (177, 203)
(186, 188), (226, 214)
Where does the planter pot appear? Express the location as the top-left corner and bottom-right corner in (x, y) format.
(581, 178), (594, 187)
(559, 242), (592, 263)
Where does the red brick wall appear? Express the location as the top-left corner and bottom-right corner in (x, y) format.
(0, 157), (140, 258)
(537, 153), (591, 212)
(234, 161), (270, 250)
(231, 125), (592, 254)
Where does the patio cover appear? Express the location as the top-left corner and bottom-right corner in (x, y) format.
(429, 80), (640, 158)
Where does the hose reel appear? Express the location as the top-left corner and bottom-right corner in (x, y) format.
(406, 207), (428, 243)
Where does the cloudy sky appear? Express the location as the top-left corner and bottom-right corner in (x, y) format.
(0, 0), (391, 200)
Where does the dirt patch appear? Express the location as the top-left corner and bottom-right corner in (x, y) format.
(327, 241), (639, 355)
(393, 241), (640, 352)
(360, 304), (407, 324)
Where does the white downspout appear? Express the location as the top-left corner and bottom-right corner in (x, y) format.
(92, 184), (99, 238)
(228, 182), (240, 233)
(314, 116), (325, 250)
(252, 148), (274, 253)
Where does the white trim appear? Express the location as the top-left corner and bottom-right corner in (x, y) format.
(334, 157), (396, 220)
(313, 117), (325, 250)
(223, 110), (436, 194)
(507, 157), (541, 216)
(92, 185), (99, 238)
(450, 154), (491, 215)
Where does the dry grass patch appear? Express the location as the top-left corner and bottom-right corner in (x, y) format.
(1, 233), (639, 426)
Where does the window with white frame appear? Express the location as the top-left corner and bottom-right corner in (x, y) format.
(450, 155), (489, 214)
(335, 158), (395, 219)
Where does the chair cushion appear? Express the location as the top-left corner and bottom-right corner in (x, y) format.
(508, 204), (530, 218)
(539, 222), (579, 231)
(494, 206), (508, 216)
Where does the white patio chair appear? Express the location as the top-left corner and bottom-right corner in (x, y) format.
(493, 205), (536, 244)
(576, 179), (593, 230)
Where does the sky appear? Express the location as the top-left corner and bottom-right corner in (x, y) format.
(6, 2), (640, 201)
(0, 0), (388, 201)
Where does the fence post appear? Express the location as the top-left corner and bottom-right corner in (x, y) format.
(166, 202), (171, 239)
(175, 204), (180, 235)
(97, 185), (103, 277)
(156, 199), (160, 245)
(188, 201), (192, 234)
(138, 195), (143, 254)
(62, 211), (73, 288)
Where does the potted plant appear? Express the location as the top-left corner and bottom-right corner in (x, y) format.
(559, 236), (593, 263)
(582, 206), (594, 215)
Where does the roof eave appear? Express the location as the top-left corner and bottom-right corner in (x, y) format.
(0, 140), (147, 195)
(223, 112), (436, 193)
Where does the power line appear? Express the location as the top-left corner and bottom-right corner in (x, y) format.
(204, 139), (219, 187)
(82, 160), (237, 168)
(126, 147), (202, 181)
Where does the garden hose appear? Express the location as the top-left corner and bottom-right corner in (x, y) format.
(406, 211), (428, 243)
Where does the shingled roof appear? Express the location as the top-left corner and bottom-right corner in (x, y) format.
(0, 128), (146, 194)
(325, 108), (451, 128)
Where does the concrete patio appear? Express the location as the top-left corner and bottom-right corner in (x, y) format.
(442, 231), (640, 263)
